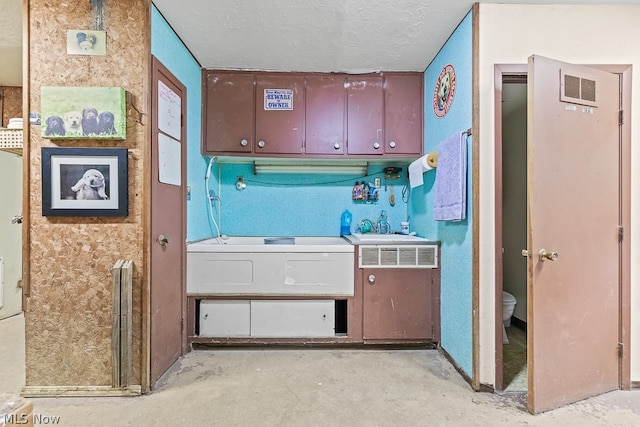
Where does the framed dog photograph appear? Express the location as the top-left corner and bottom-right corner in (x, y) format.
(41, 86), (126, 140)
(41, 147), (128, 217)
(66, 30), (107, 56)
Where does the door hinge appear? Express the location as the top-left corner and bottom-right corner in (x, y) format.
(618, 342), (624, 358)
(618, 226), (624, 242)
(619, 110), (624, 125)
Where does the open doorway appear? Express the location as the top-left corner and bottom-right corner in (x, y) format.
(500, 76), (528, 393)
(494, 60), (632, 412)
(0, 86), (24, 320)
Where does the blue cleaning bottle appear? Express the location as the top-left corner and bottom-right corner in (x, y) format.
(340, 209), (352, 236)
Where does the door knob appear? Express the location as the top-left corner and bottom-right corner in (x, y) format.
(367, 274), (376, 284)
(538, 249), (558, 261)
(157, 234), (171, 246)
(521, 249), (531, 257)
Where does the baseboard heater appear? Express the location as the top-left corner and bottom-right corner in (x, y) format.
(112, 259), (133, 388)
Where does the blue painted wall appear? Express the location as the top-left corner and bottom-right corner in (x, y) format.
(151, 6), (212, 242)
(411, 12), (473, 376)
(216, 162), (410, 237)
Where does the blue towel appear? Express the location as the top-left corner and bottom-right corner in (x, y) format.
(434, 131), (467, 221)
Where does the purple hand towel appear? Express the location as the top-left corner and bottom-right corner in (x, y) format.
(433, 131), (467, 221)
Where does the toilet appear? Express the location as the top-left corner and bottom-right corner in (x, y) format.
(502, 291), (517, 344)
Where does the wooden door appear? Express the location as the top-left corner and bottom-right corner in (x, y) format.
(383, 73), (423, 155)
(305, 74), (346, 155)
(346, 75), (383, 155)
(150, 57), (186, 388)
(255, 74), (304, 154)
(362, 268), (432, 341)
(527, 55), (620, 413)
(202, 71), (254, 153)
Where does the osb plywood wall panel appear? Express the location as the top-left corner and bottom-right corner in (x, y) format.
(26, 0), (149, 387)
(1, 86), (22, 127)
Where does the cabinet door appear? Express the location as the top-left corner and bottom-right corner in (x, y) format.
(203, 72), (254, 153)
(305, 75), (346, 155)
(346, 75), (384, 155)
(199, 300), (251, 337)
(384, 73), (423, 155)
(250, 300), (335, 337)
(362, 268), (432, 340)
(255, 74), (305, 154)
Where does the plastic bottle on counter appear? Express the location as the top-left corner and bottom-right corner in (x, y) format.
(340, 209), (352, 236)
(377, 210), (390, 234)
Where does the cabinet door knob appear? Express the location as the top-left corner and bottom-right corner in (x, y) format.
(368, 274), (376, 284)
(240, 139), (248, 147)
(257, 140), (266, 148)
(388, 141), (396, 148)
(334, 143), (341, 150)
(373, 142), (380, 149)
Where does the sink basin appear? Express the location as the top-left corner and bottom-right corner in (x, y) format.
(344, 233), (435, 244)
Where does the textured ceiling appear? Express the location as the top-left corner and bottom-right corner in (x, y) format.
(2, 1), (640, 87)
(153, 0), (471, 73)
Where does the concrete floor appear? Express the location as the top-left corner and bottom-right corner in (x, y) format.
(2, 313), (640, 426)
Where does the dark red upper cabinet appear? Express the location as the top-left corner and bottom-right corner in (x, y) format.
(203, 71), (254, 153)
(383, 73), (423, 156)
(255, 74), (305, 155)
(305, 74), (346, 155)
(346, 75), (384, 155)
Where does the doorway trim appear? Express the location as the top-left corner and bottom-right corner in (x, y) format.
(493, 63), (632, 391)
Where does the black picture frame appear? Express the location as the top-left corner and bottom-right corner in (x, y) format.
(41, 147), (128, 217)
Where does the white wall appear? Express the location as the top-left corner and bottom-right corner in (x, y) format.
(478, 4), (640, 384)
(0, 150), (23, 319)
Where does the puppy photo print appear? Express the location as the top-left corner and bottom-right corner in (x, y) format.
(41, 147), (128, 217)
(66, 30), (106, 56)
(41, 86), (126, 140)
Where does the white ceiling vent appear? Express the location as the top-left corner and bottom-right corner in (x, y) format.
(359, 245), (438, 269)
(560, 69), (598, 107)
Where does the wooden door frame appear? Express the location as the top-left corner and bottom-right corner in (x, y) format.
(493, 63), (631, 391)
(145, 56), (188, 391)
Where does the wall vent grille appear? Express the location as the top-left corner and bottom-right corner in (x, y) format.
(560, 70), (598, 107)
(359, 245), (438, 268)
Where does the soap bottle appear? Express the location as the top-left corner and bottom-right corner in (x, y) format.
(340, 209), (352, 236)
(352, 182), (362, 200)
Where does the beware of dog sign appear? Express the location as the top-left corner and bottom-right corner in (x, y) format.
(264, 89), (293, 110)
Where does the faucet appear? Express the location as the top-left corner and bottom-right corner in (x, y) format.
(358, 219), (378, 233)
